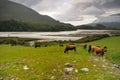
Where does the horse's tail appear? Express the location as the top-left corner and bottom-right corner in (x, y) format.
(88, 45), (91, 53)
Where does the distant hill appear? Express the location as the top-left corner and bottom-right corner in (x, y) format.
(76, 13), (120, 30)
(76, 24), (109, 30)
(0, 0), (75, 31)
(90, 13), (120, 29)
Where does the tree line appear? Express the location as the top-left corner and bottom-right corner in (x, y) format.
(0, 20), (76, 31)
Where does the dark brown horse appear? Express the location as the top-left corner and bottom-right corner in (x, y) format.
(34, 42), (40, 48)
(35, 44), (40, 48)
(88, 45), (107, 57)
(64, 44), (76, 53)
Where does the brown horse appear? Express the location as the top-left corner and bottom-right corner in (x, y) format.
(64, 44), (76, 53)
(88, 45), (107, 57)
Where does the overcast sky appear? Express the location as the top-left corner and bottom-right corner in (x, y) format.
(9, 0), (120, 25)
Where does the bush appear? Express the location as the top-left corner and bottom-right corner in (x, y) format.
(75, 34), (110, 43)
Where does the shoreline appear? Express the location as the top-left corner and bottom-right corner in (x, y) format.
(0, 30), (119, 41)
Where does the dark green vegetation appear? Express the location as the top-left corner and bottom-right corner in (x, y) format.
(0, 37), (120, 80)
(75, 34), (110, 43)
(0, 37), (40, 46)
(76, 24), (107, 30)
(76, 24), (120, 30)
(0, 20), (75, 31)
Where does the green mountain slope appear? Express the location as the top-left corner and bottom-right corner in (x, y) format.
(0, 0), (58, 23)
(0, 0), (75, 31)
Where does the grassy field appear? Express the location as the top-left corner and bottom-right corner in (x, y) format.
(87, 36), (120, 66)
(0, 36), (120, 80)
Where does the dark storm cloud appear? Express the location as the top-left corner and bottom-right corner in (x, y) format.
(102, 0), (120, 9)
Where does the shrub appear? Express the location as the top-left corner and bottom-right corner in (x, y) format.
(75, 34), (110, 43)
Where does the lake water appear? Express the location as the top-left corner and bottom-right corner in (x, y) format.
(0, 30), (115, 41)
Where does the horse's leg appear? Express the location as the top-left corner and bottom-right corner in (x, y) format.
(66, 49), (68, 54)
(64, 48), (67, 53)
(88, 45), (91, 53)
(96, 52), (100, 56)
(101, 52), (104, 57)
(92, 48), (94, 53)
(74, 47), (77, 53)
(67, 50), (68, 54)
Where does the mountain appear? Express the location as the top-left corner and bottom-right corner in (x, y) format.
(91, 13), (120, 29)
(0, 0), (58, 23)
(0, 0), (75, 31)
(76, 13), (120, 29)
(76, 24), (108, 30)
(94, 14), (120, 23)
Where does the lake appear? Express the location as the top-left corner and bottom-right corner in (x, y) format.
(0, 30), (117, 41)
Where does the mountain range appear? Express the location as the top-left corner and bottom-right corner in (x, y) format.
(90, 13), (120, 29)
(0, 0), (75, 31)
(76, 13), (120, 29)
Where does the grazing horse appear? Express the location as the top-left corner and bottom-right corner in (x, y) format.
(88, 45), (107, 57)
(34, 44), (40, 48)
(59, 44), (64, 47)
(10, 40), (17, 46)
(35, 44), (40, 48)
(64, 44), (76, 53)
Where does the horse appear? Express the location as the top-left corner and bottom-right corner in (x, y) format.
(88, 45), (107, 57)
(64, 44), (76, 53)
(10, 40), (17, 46)
(34, 44), (40, 48)
(59, 44), (64, 47)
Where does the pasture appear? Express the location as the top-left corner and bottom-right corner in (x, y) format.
(0, 37), (120, 80)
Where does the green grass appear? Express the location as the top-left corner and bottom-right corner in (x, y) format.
(87, 36), (120, 65)
(0, 37), (120, 80)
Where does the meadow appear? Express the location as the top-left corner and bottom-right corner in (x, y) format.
(0, 36), (120, 80)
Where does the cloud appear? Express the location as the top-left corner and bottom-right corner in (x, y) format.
(81, 6), (105, 15)
(9, 0), (42, 7)
(9, 0), (120, 25)
(64, 15), (97, 26)
(102, 0), (120, 9)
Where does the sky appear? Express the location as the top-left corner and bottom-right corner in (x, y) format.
(9, 0), (120, 26)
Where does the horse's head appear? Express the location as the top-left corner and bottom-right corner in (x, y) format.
(103, 46), (107, 52)
(64, 49), (66, 53)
